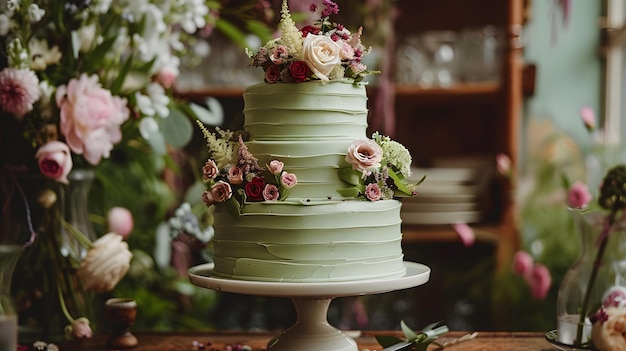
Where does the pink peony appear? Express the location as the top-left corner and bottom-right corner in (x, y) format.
(211, 181), (232, 203)
(227, 166), (244, 185)
(452, 222), (475, 247)
(0, 68), (41, 117)
(263, 184), (280, 201)
(365, 183), (381, 201)
(280, 172), (298, 189)
(525, 263), (552, 299)
(56, 74), (130, 165)
(35, 141), (73, 184)
(107, 207), (134, 239)
(345, 139), (383, 172)
(567, 181), (593, 209)
(202, 159), (219, 180)
(512, 250), (534, 276)
(268, 160), (284, 175)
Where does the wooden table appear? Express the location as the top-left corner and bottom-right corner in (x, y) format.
(59, 331), (554, 351)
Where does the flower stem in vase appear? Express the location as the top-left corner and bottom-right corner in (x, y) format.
(575, 212), (612, 346)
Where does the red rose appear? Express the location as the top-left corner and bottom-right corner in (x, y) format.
(301, 25), (320, 37)
(289, 61), (310, 82)
(245, 177), (265, 201)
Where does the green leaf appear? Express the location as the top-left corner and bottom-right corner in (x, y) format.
(225, 197), (241, 219)
(337, 187), (363, 198)
(216, 19), (248, 48)
(162, 108), (194, 148)
(338, 168), (363, 186)
(401, 320), (419, 341)
(375, 335), (406, 348)
(389, 169), (412, 195)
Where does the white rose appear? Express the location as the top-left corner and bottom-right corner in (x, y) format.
(77, 233), (133, 292)
(302, 34), (341, 81)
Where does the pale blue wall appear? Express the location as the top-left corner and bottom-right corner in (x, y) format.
(523, 0), (603, 151)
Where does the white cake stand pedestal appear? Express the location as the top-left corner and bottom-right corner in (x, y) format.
(188, 261), (430, 351)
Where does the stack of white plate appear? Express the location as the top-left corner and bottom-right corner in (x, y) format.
(400, 157), (493, 225)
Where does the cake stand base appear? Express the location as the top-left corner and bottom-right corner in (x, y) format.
(188, 262), (430, 351)
(267, 298), (357, 351)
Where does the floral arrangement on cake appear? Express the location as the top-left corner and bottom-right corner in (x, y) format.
(339, 132), (425, 201)
(198, 123), (298, 218)
(247, 0), (376, 83)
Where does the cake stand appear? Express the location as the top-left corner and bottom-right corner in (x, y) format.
(188, 262), (430, 351)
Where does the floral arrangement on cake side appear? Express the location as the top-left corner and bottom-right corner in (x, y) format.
(198, 123), (298, 218)
(339, 132), (425, 201)
(247, 0), (377, 83)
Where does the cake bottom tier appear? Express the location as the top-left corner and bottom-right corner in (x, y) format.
(212, 200), (406, 282)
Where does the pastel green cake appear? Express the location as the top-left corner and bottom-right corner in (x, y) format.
(211, 81), (407, 282)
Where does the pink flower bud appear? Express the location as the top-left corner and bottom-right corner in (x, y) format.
(268, 160), (284, 175)
(452, 223), (475, 247)
(365, 183), (381, 201)
(66, 317), (92, 340)
(107, 207), (134, 239)
(35, 141), (73, 184)
(526, 263), (552, 300)
(580, 106), (596, 132)
(280, 172), (297, 189)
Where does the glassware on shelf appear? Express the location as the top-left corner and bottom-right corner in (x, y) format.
(395, 31), (458, 87)
(457, 26), (504, 82)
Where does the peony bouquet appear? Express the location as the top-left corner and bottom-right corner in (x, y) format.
(0, 0), (218, 339)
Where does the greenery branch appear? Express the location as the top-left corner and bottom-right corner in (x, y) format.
(376, 321), (449, 351)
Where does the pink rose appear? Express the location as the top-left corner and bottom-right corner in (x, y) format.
(525, 263), (552, 300)
(107, 207), (134, 239)
(202, 190), (215, 207)
(268, 160), (284, 175)
(567, 181), (592, 209)
(66, 317), (92, 340)
(35, 141), (73, 184)
(345, 139), (383, 172)
(512, 250), (534, 276)
(340, 41), (355, 60)
(280, 172), (297, 189)
(265, 65), (281, 83)
(155, 66), (178, 89)
(452, 222), (475, 247)
(56, 74), (130, 165)
(263, 184), (280, 201)
(365, 183), (381, 201)
(211, 181), (232, 203)
(227, 166), (244, 185)
(202, 159), (219, 180)
(289, 61), (310, 82)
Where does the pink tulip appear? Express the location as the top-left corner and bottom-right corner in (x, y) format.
(526, 263), (552, 299)
(512, 250), (534, 276)
(452, 222), (475, 247)
(66, 317), (92, 340)
(107, 207), (134, 239)
(567, 181), (592, 209)
(580, 106), (596, 132)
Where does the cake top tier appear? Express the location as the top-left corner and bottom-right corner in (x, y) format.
(247, 0), (376, 84)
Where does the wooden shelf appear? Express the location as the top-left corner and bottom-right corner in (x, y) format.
(393, 81), (500, 97)
(402, 223), (500, 244)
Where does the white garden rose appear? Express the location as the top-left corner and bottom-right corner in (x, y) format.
(77, 233), (132, 292)
(302, 34), (341, 81)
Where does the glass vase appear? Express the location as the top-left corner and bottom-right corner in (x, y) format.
(0, 245), (22, 351)
(556, 208), (626, 347)
(61, 168), (97, 260)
